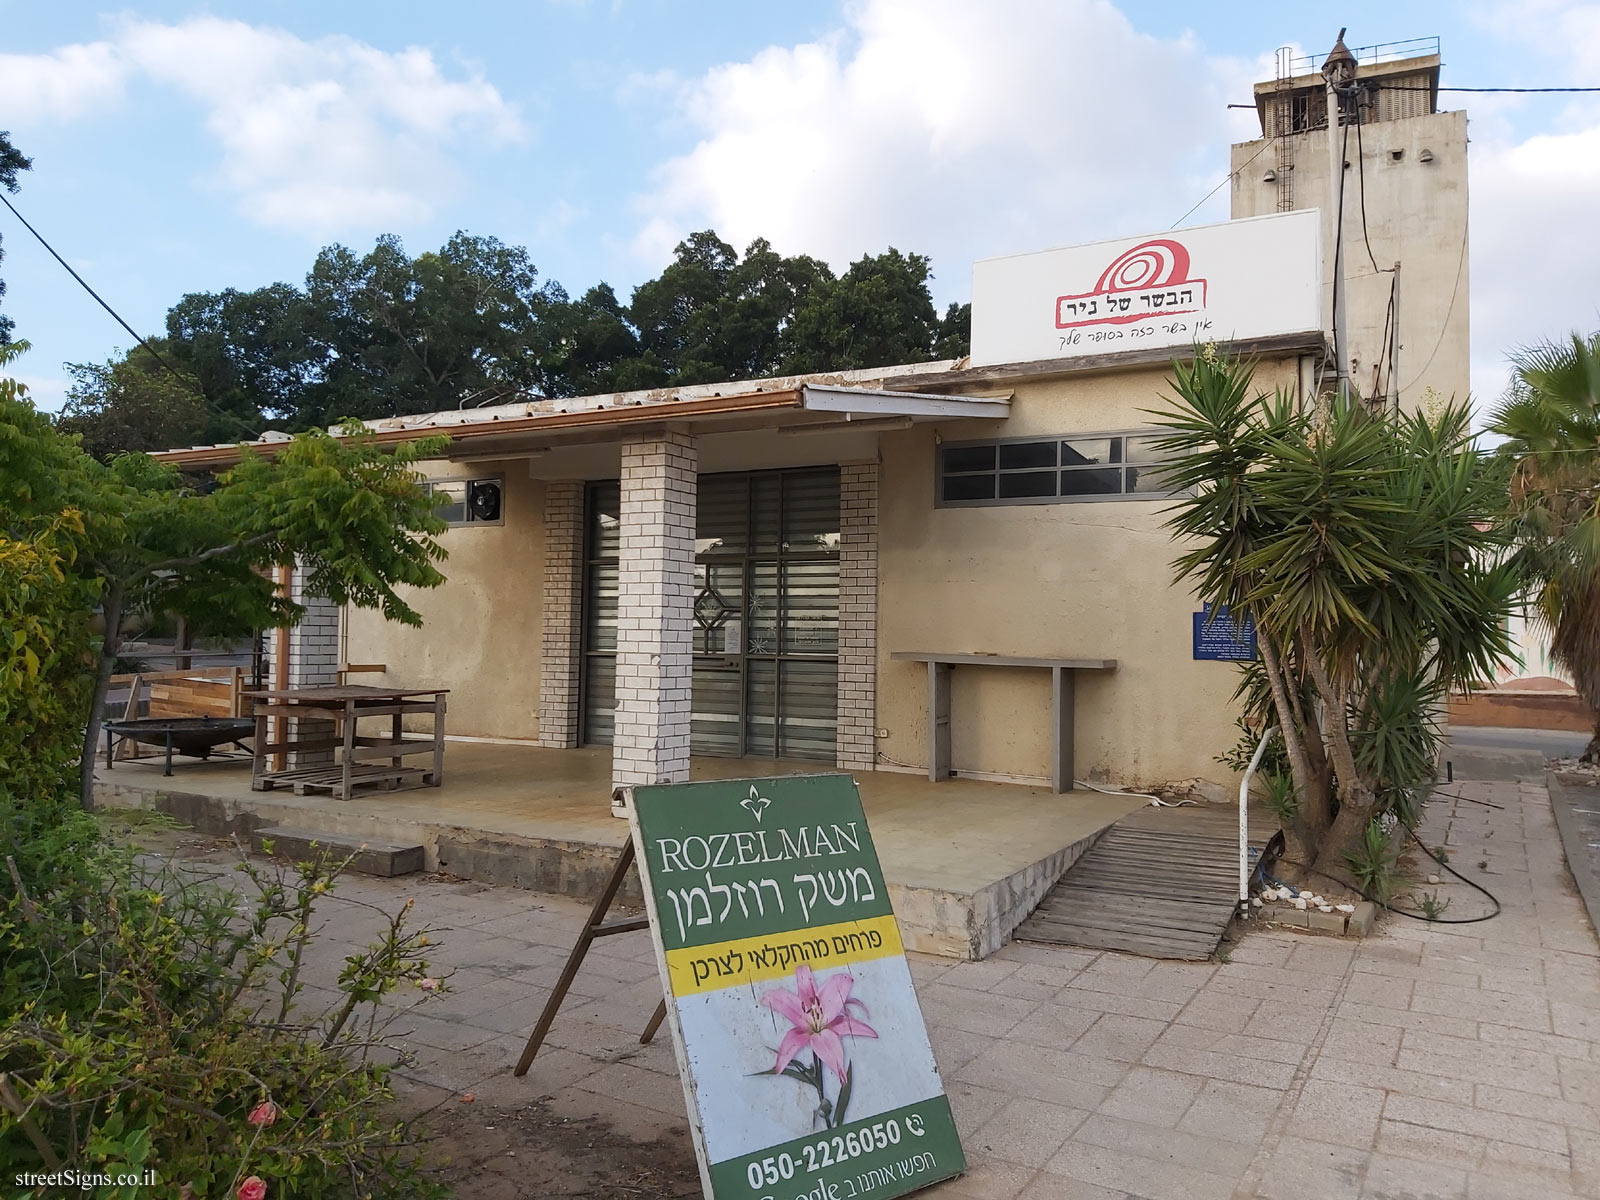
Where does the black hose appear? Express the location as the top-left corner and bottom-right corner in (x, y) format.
(1274, 821), (1503, 925)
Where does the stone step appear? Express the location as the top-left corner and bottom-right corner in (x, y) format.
(252, 825), (424, 877)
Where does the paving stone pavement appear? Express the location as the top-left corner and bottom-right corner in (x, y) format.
(276, 777), (1599, 1199)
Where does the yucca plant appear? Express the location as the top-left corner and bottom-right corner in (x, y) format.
(1488, 331), (1600, 761)
(1152, 352), (1515, 880)
(1345, 818), (1401, 903)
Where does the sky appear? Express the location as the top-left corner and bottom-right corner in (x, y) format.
(1, 0), (1597, 416)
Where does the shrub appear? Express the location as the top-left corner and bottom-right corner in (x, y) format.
(0, 835), (449, 1199)
(1344, 819), (1401, 904)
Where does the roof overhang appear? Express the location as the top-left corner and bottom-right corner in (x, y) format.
(150, 383), (1010, 472)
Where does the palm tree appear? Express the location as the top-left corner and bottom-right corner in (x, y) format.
(1156, 352), (1514, 879)
(1489, 332), (1600, 761)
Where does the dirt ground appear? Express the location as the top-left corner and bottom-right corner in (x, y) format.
(117, 822), (704, 1198)
(403, 1086), (702, 1199)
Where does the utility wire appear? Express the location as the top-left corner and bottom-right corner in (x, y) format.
(1383, 85), (1600, 93)
(0, 190), (259, 441)
(1396, 216), (1468, 394)
(1352, 107), (1384, 276)
(1170, 136), (1274, 229)
(0, 192), (187, 384)
(1230, 85), (1600, 109)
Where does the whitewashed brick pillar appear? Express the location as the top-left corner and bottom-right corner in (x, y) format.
(836, 462), (879, 771)
(611, 431), (697, 790)
(539, 480), (585, 748)
(274, 561), (341, 768)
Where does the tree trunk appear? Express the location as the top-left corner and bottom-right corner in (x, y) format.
(1314, 798), (1377, 887)
(1298, 627), (1378, 887)
(79, 583), (124, 811)
(1581, 714), (1600, 765)
(1258, 629), (1323, 857)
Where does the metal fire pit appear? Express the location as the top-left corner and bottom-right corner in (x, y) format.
(103, 716), (256, 777)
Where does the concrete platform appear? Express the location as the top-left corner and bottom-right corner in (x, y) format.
(94, 741), (1143, 960)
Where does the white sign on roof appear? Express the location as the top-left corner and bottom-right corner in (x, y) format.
(969, 210), (1323, 368)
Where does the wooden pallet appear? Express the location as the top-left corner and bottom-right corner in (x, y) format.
(1015, 803), (1271, 960)
(255, 762), (431, 798)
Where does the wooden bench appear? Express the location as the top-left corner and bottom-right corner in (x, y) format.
(890, 652), (1117, 794)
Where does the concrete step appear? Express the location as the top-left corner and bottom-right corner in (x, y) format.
(252, 825), (424, 877)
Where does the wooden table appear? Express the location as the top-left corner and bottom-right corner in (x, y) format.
(248, 685), (449, 801)
(890, 652), (1117, 794)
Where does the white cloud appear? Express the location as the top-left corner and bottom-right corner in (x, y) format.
(1470, 125), (1600, 408)
(633, 0), (1268, 295)
(0, 42), (125, 122)
(11, 371), (70, 415)
(0, 18), (524, 240)
(640, 0), (1600, 421)
(1463, 1), (1600, 408)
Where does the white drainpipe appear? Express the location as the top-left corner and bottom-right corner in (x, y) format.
(1239, 727), (1276, 908)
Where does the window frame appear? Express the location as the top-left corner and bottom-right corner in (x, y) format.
(934, 429), (1180, 509)
(423, 474), (505, 528)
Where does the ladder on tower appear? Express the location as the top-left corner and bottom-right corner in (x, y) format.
(1273, 46), (1296, 211)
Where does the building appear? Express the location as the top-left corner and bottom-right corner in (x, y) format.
(156, 213), (1326, 799)
(1230, 35), (1468, 411)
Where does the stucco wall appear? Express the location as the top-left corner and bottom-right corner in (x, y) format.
(346, 354), (1300, 782)
(875, 359), (1301, 788)
(1231, 109), (1469, 413)
(345, 461), (547, 741)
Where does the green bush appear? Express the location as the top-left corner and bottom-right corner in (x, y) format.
(0, 837), (449, 1199)
(1344, 819), (1401, 904)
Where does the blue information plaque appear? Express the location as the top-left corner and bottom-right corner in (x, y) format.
(1193, 603), (1258, 661)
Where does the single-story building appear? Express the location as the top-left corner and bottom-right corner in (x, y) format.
(154, 211), (1325, 801)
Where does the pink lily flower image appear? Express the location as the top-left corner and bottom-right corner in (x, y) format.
(760, 964), (878, 1126)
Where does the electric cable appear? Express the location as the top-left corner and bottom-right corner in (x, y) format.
(1331, 115), (1350, 393)
(1229, 85), (1600, 110)
(0, 192), (186, 385)
(0, 190), (260, 441)
(1170, 136), (1275, 229)
(1352, 107), (1383, 276)
(1381, 85), (1600, 93)
(1371, 275), (1394, 401)
(1395, 217), (1468, 394)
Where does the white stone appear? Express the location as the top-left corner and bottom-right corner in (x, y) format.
(1293, 897), (1308, 910)
(1335, 903), (1355, 913)
(1427, 874), (1441, 885)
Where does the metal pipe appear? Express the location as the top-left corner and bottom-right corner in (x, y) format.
(1240, 726), (1277, 906)
(271, 563), (291, 772)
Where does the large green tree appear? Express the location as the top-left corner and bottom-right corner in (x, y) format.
(66, 228), (972, 454)
(783, 247), (966, 374)
(1488, 331), (1600, 760)
(55, 346), (214, 460)
(302, 231), (564, 423)
(1, 343), (450, 808)
(1155, 353), (1516, 878)
(0, 131), (32, 344)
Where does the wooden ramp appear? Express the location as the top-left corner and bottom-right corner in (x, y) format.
(1016, 803), (1265, 960)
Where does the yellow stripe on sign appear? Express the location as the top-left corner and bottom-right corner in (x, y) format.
(665, 914), (904, 997)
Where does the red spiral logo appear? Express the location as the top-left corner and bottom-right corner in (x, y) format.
(1093, 239), (1192, 293)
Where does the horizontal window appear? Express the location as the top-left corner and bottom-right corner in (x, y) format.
(937, 432), (1176, 506)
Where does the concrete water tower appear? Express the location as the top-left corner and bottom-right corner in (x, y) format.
(1229, 33), (1468, 413)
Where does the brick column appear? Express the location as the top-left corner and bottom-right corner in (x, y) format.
(611, 431), (697, 790)
(836, 462), (879, 771)
(539, 480), (585, 749)
(276, 561), (341, 768)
